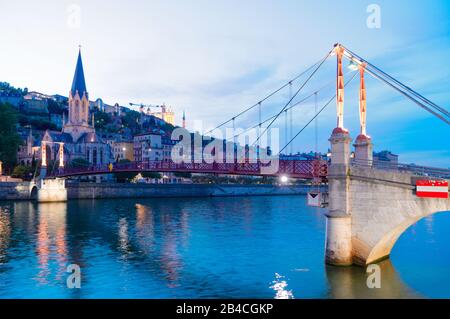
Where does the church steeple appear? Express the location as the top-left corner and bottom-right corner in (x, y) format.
(71, 48), (87, 98)
(63, 47), (94, 142)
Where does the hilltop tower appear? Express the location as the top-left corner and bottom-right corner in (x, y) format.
(182, 111), (186, 128)
(63, 48), (94, 142)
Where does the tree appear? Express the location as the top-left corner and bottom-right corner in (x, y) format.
(0, 82), (26, 96)
(12, 165), (33, 180)
(93, 110), (112, 130)
(121, 110), (140, 133)
(18, 115), (58, 131)
(114, 159), (136, 182)
(71, 157), (91, 168)
(47, 99), (65, 114)
(141, 172), (162, 179)
(173, 172), (192, 178)
(0, 103), (22, 173)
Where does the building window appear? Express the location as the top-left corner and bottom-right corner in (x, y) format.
(93, 149), (97, 165)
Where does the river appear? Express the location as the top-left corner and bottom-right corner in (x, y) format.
(0, 195), (449, 298)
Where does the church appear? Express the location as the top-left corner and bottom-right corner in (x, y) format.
(41, 49), (113, 170)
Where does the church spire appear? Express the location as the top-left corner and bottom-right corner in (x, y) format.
(71, 47), (87, 98)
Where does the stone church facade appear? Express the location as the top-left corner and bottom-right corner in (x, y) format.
(42, 49), (113, 169)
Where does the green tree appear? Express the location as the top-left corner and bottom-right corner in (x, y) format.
(71, 157), (91, 168)
(12, 165), (33, 180)
(141, 172), (162, 179)
(0, 103), (22, 172)
(173, 172), (192, 178)
(0, 82), (26, 96)
(47, 99), (65, 114)
(121, 110), (140, 132)
(114, 159), (136, 182)
(93, 110), (112, 130)
(18, 115), (58, 131)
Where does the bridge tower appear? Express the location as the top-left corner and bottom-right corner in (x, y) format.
(353, 63), (373, 164)
(325, 44), (353, 265)
(325, 44), (450, 266)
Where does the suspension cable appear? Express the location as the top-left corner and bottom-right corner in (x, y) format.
(203, 56), (328, 136)
(278, 71), (358, 155)
(252, 49), (334, 146)
(341, 45), (449, 123)
(231, 71), (353, 140)
(343, 45), (449, 117)
(364, 66), (450, 124)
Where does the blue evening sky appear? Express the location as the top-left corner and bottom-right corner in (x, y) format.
(0, 0), (449, 166)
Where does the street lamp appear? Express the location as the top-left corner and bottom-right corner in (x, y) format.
(280, 175), (288, 183)
(347, 59), (359, 71)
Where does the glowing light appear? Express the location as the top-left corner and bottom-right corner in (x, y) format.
(59, 143), (64, 168)
(280, 175), (288, 183)
(41, 142), (47, 167)
(347, 60), (359, 71)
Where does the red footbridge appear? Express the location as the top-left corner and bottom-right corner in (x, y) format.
(46, 158), (450, 180)
(48, 159), (329, 180)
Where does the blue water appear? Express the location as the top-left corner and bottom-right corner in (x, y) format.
(0, 196), (448, 298)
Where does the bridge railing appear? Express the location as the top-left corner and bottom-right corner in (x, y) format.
(351, 159), (450, 179)
(48, 159), (329, 179)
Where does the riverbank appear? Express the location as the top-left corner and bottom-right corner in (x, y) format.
(0, 181), (327, 201)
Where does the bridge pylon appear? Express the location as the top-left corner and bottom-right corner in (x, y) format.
(353, 62), (373, 165)
(326, 128), (353, 266)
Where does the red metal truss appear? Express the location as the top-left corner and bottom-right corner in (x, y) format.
(47, 159), (329, 180)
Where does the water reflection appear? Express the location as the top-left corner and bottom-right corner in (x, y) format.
(326, 259), (421, 299)
(0, 198), (448, 298)
(118, 217), (130, 254)
(0, 206), (11, 264)
(270, 273), (294, 299)
(35, 203), (68, 285)
(135, 204), (155, 254)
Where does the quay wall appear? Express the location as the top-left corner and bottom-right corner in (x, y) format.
(0, 182), (32, 200)
(66, 182), (326, 199)
(0, 181), (327, 201)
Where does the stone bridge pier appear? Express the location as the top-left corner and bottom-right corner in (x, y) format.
(37, 178), (68, 203)
(325, 129), (450, 266)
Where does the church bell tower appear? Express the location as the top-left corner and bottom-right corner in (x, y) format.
(63, 48), (94, 142)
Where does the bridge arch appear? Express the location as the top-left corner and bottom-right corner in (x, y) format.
(326, 158), (450, 266)
(348, 166), (450, 265)
(29, 185), (38, 200)
(364, 208), (450, 265)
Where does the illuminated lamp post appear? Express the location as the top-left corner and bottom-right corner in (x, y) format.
(59, 143), (65, 168)
(353, 63), (373, 165)
(40, 141), (48, 178)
